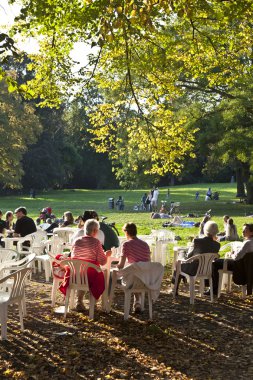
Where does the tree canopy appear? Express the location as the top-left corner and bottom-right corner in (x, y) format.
(0, 80), (42, 187)
(3, 0), (253, 194)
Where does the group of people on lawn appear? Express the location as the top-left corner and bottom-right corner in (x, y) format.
(1, 204), (252, 309)
(174, 219), (253, 296)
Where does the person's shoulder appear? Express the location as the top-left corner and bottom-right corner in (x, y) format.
(73, 236), (85, 245)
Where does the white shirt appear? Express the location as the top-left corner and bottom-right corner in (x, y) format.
(70, 228), (105, 246)
(233, 237), (253, 261)
(152, 189), (159, 201)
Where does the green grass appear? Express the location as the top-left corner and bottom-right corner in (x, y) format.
(1, 183), (253, 245)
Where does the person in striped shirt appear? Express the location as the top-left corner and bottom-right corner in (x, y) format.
(71, 219), (111, 311)
(117, 222), (151, 313)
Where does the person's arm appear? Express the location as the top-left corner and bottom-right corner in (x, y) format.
(117, 255), (126, 269)
(186, 241), (196, 259)
(233, 241), (247, 261)
(96, 241), (109, 266)
(117, 241), (127, 268)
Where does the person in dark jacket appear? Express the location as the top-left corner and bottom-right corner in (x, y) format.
(173, 221), (220, 292)
(14, 207), (36, 237)
(182, 221), (220, 276)
(211, 223), (253, 295)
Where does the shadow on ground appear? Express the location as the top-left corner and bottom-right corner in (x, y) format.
(0, 268), (253, 380)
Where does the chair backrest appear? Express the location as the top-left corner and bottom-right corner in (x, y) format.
(53, 228), (76, 243)
(60, 259), (101, 287)
(45, 235), (66, 256)
(4, 253), (35, 269)
(194, 253), (219, 277)
(0, 253), (36, 278)
(0, 249), (17, 264)
(0, 268), (31, 302)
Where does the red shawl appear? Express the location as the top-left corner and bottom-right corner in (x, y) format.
(58, 258), (105, 300)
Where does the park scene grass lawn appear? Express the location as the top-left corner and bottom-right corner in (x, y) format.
(1, 182), (253, 243)
(0, 183), (253, 379)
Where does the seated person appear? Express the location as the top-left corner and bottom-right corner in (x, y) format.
(70, 211), (105, 246)
(0, 209), (7, 247)
(220, 218), (239, 242)
(116, 196), (124, 211)
(14, 207), (37, 237)
(173, 221), (220, 293)
(0, 210), (7, 235)
(217, 215), (229, 237)
(211, 223), (253, 295)
(60, 211), (74, 227)
(199, 215), (211, 236)
(71, 219), (111, 311)
(117, 222), (151, 313)
(90, 210), (119, 250)
(5, 210), (14, 231)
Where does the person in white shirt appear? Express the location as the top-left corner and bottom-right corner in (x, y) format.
(151, 187), (159, 211)
(211, 223), (253, 295)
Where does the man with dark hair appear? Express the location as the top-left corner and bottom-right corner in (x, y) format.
(211, 223), (253, 295)
(14, 207), (36, 237)
(90, 210), (119, 251)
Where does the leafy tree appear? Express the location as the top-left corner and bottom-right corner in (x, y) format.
(64, 93), (119, 189)
(0, 80), (42, 188)
(7, 1), (253, 198)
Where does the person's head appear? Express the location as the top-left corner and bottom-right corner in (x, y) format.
(36, 217), (41, 226)
(84, 219), (99, 237)
(242, 224), (253, 239)
(63, 211), (74, 224)
(90, 210), (99, 220)
(228, 218), (234, 226)
(15, 207), (27, 219)
(46, 218), (52, 224)
(5, 211), (13, 221)
(0, 210), (2, 218)
(82, 210), (99, 222)
(223, 215), (230, 223)
(123, 222), (137, 238)
(203, 221), (219, 238)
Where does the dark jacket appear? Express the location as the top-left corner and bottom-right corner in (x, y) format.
(182, 236), (220, 276)
(233, 251), (253, 295)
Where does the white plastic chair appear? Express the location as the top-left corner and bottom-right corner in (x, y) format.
(217, 258), (247, 299)
(0, 253), (36, 313)
(17, 230), (47, 258)
(0, 249), (17, 266)
(60, 259), (102, 319)
(53, 228), (76, 244)
(49, 252), (66, 307)
(0, 267), (32, 340)
(35, 235), (67, 282)
(173, 253), (219, 304)
(109, 262), (164, 320)
(0, 253), (35, 277)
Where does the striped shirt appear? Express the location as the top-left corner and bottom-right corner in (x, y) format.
(71, 235), (107, 266)
(121, 237), (151, 263)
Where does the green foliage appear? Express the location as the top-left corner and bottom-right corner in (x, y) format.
(0, 80), (42, 188)
(6, 0), (253, 188)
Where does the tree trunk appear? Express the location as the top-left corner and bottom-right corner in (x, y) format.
(245, 180), (253, 204)
(235, 167), (246, 197)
